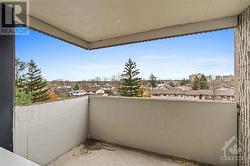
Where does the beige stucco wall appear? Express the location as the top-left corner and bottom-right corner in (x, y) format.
(89, 96), (237, 165)
(14, 97), (89, 165)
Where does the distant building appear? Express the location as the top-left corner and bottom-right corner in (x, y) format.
(215, 75), (234, 82)
(151, 89), (234, 101)
(68, 90), (87, 97)
(189, 74), (233, 82)
(96, 89), (105, 94)
(189, 74), (195, 81)
(176, 86), (190, 90)
(85, 87), (101, 94)
(54, 86), (73, 96)
(215, 76), (223, 81)
(222, 75), (234, 82)
(206, 75), (213, 82)
(215, 86), (231, 91)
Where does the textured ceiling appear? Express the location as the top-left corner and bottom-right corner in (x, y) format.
(28, 0), (250, 48)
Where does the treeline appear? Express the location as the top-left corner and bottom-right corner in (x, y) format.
(15, 57), (209, 104)
(16, 59), (49, 106)
(118, 58), (209, 97)
(192, 75), (209, 90)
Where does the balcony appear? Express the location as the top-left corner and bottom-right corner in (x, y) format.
(13, 96), (237, 165)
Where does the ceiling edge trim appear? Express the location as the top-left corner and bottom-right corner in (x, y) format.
(89, 16), (238, 50)
(27, 16), (237, 50)
(28, 16), (90, 49)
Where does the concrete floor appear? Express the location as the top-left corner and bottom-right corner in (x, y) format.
(48, 142), (200, 166)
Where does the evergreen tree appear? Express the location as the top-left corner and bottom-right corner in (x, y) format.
(74, 83), (80, 90)
(119, 58), (142, 97)
(149, 74), (157, 88)
(16, 88), (33, 106)
(192, 76), (200, 90)
(25, 60), (49, 103)
(15, 59), (31, 106)
(200, 74), (209, 89)
(15, 58), (27, 90)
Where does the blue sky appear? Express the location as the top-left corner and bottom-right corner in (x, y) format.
(16, 28), (234, 81)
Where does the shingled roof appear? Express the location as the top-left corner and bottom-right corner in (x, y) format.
(152, 89), (234, 96)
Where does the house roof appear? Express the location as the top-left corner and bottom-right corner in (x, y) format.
(214, 90), (234, 96)
(25, 0), (250, 49)
(152, 89), (234, 96)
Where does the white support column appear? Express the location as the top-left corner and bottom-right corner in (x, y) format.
(235, 6), (250, 165)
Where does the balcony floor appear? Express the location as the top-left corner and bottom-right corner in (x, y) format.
(48, 142), (200, 166)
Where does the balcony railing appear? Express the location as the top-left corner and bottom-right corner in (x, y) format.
(14, 96), (237, 165)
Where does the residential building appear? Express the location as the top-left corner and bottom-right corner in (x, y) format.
(96, 89), (105, 94)
(151, 89), (234, 101)
(206, 75), (213, 82)
(215, 75), (223, 81)
(222, 75), (234, 82)
(68, 90), (87, 97)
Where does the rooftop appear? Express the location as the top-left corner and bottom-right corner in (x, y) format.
(152, 89), (234, 96)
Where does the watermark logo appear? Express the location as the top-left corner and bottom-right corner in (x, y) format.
(0, 0), (29, 35)
(221, 136), (246, 161)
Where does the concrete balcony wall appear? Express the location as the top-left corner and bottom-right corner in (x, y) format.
(89, 96), (237, 165)
(14, 97), (89, 165)
(13, 96), (237, 165)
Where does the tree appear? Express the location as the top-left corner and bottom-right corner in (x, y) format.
(192, 76), (200, 90)
(149, 74), (157, 88)
(180, 79), (190, 86)
(111, 73), (122, 82)
(15, 59), (32, 106)
(200, 74), (209, 89)
(74, 83), (80, 90)
(48, 91), (59, 101)
(16, 88), (33, 106)
(94, 77), (101, 85)
(25, 60), (49, 103)
(15, 58), (27, 90)
(169, 81), (176, 87)
(119, 58), (142, 97)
